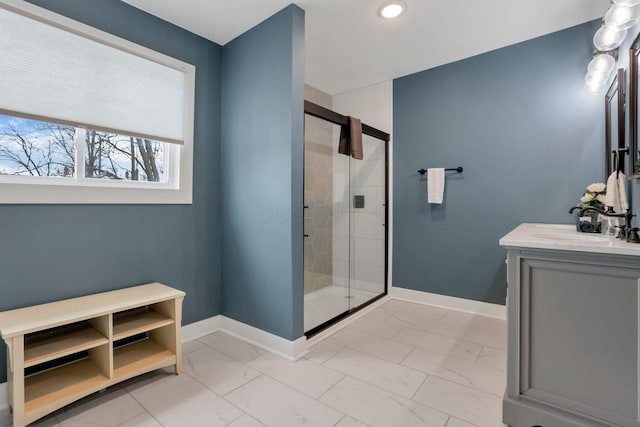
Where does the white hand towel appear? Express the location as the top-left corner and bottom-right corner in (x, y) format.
(605, 171), (629, 213)
(618, 172), (629, 211)
(427, 168), (445, 204)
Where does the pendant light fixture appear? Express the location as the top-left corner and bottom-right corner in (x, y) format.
(585, 1), (640, 93)
(605, 4), (640, 30)
(613, 0), (640, 7)
(593, 25), (627, 51)
(585, 53), (616, 93)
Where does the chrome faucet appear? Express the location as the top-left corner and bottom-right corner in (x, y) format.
(569, 206), (636, 241)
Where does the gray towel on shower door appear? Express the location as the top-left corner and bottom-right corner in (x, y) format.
(338, 116), (363, 160)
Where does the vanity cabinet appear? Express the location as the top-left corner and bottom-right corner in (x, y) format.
(501, 224), (640, 427)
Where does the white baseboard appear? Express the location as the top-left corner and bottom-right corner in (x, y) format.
(221, 317), (307, 361)
(181, 315), (307, 361)
(391, 287), (506, 320)
(181, 315), (222, 342)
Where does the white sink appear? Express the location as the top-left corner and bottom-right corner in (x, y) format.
(500, 224), (640, 257)
(532, 233), (610, 244)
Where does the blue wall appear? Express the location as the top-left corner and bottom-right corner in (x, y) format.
(221, 5), (305, 341)
(393, 21), (604, 304)
(0, 0), (223, 382)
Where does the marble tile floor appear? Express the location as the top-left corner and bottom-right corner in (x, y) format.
(2, 300), (507, 427)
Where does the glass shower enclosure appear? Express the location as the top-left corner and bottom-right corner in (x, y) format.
(303, 101), (388, 335)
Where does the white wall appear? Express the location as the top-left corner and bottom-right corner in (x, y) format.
(333, 81), (393, 134)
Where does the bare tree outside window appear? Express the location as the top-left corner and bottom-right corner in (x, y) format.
(0, 116), (75, 177)
(84, 131), (165, 182)
(0, 115), (166, 182)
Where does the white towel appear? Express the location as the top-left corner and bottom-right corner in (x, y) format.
(427, 168), (445, 204)
(605, 171), (629, 214)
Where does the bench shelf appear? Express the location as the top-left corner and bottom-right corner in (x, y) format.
(24, 324), (108, 369)
(113, 308), (174, 341)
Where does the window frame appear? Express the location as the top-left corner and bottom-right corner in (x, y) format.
(0, 0), (194, 204)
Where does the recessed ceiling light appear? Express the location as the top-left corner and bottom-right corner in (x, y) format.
(379, 2), (406, 19)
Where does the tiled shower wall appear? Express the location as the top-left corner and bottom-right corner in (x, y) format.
(304, 85), (334, 294)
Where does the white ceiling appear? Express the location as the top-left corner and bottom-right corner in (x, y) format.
(122, 0), (610, 95)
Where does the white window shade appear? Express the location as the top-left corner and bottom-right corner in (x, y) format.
(0, 4), (189, 144)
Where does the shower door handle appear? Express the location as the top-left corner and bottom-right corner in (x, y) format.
(304, 205), (309, 238)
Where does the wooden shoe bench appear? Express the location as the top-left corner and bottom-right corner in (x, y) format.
(0, 282), (185, 427)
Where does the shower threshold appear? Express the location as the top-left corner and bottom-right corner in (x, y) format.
(304, 285), (385, 338)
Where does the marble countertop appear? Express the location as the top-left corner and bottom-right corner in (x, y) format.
(499, 223), (640, 256)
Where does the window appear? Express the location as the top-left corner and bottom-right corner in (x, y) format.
(0, 1), (194, 204)
(0, 114), (169, 183)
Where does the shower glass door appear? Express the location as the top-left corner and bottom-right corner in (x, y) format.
(303, 114), (349, 332)
(303, 109), (387, 334)
(348, 133), (386, 309)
